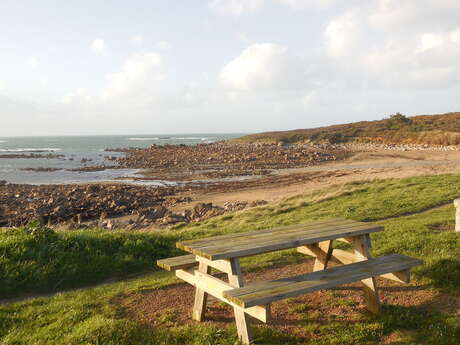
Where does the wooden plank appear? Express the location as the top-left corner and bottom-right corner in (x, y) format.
(331, 248), (356, 264)
(350, 235), (380, 313)
(186, 222), (381, 253)
(297, 245), (317, 257)
(196, 256), (232, 273)
(225, 254), (416, 299)
(306, 248), (412, 284)
(178, 219), (375, 254)
(228, 258), (253, 345)
(175, 268), (268, 323)
(381, 270), (411, 284)
(178, 218), (351, 248)
(192, 262), (210, 321)
(306, 240), (333, 271)
(177, 219), (375, 254)
(157, 254), (197, 271)
(194, 224), (383, 260)
(223, 254), (422, 308)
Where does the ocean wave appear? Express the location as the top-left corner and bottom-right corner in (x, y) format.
(173, 137), (215, 140)
(0, 148), (62, 152)
(0, 140), (6, 143)
(127, 137), (160, 141)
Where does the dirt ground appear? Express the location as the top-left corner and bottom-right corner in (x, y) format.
(172, 150), (460, 211)
(119, 257), (460, 342)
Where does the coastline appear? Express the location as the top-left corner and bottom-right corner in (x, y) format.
(2, 141), (460, 231)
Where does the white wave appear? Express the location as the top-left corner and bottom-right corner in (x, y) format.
(127, 137), (160, 141)
(0, 148), (62, 152)
(172, 137), (211, 140)
(0, 140), (6, 143)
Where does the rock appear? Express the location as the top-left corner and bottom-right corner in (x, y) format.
(139, 206), (169, 220)
(159, 214), (187, 225)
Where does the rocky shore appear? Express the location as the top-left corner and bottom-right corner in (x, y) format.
(340, 142), (460, 152)
(0, 153), (64, 159)
(4, 140), (456, 231)
(111, 142), (343, 181)
(0, 181), (271, 229)
(0, 183), (180, 227)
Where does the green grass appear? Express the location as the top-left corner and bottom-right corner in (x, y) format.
(0, 225), (178, 298)
(2, 174), (460, 299)
(1, 173), (460, 344)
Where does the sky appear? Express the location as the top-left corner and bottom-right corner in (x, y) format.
(1, 0), (460, 136)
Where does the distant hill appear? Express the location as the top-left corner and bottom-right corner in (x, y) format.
(234, 112), (460, 146)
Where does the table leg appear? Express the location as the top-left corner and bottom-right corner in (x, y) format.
(298, 240), (333, 271)
(228, 258), (253, 345)
(192, 261), (210, 321)
(349, 234), (381, 313)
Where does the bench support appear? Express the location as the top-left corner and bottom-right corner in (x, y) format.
(304, 240), (334, 271)
(184, 257), (265, 344)
(299, 235), (382, 313)
(192, 261), (210, 321)
(348, 234), (381, 313)
(228, 259), (253, 344)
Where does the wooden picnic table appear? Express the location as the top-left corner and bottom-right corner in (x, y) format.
(158, 218), (422, 344)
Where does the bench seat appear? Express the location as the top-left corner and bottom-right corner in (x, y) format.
(157, 254), (198, 271)
(224, 254), (422, 308)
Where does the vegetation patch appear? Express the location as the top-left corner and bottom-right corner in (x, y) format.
(234, 112), (460, 145)
(2, 174), (460, 299)
(1, 173), (460, 344)
(0, 221), (178, 298)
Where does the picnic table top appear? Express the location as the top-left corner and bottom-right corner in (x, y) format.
(177, 218), (383, 260)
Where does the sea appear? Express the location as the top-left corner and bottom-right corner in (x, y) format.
(0, 134), (241, 185)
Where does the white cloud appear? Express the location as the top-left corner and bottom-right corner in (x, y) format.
(155, 40), (172, 51)
(301, 90), (318, 106)
(0, 80), (7, 92)
(101, 52), (164, 102)
(324, 10), (364, 58)
(209, 0), (264, 16)
(322, 1), (460, 89)
(237, 32), (251, 43)
(61, 88), (93, 105)
(369, 0), (460, 32)
(91, 39), (106, 55)
(182, 82), (206, 104)
(63, 52), (165, 108)
(27, 56), (39, 68)
(130, 35), (144, 47)
(277, 0), (335, 10)
(220, 43), (306, 90)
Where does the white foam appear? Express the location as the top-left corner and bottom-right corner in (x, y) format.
(173, 137), (211, 140)
(0, 148), (62, 152)
(0, 140), (6, 143)
(127, 137), (160, 141)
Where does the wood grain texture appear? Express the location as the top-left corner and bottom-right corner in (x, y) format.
(227, 258), (253, 344)
(175, 268), (268, 322)
(156, 254), (197, 271)
(192, 262), (210, 321)
(306, 240), (333, 271)
(348, 234), (380, 313)
(223, 254), (422, 308)
(177, 219), (383, 260)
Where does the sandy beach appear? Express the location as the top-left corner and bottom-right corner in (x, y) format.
(2, 142), (460, 230)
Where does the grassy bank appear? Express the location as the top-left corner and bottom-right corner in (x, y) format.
(1, 174), (460, 344)
(2, 174), (460, 299)
(0, 224), (178, 298)
(234, 112), (460, 145)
